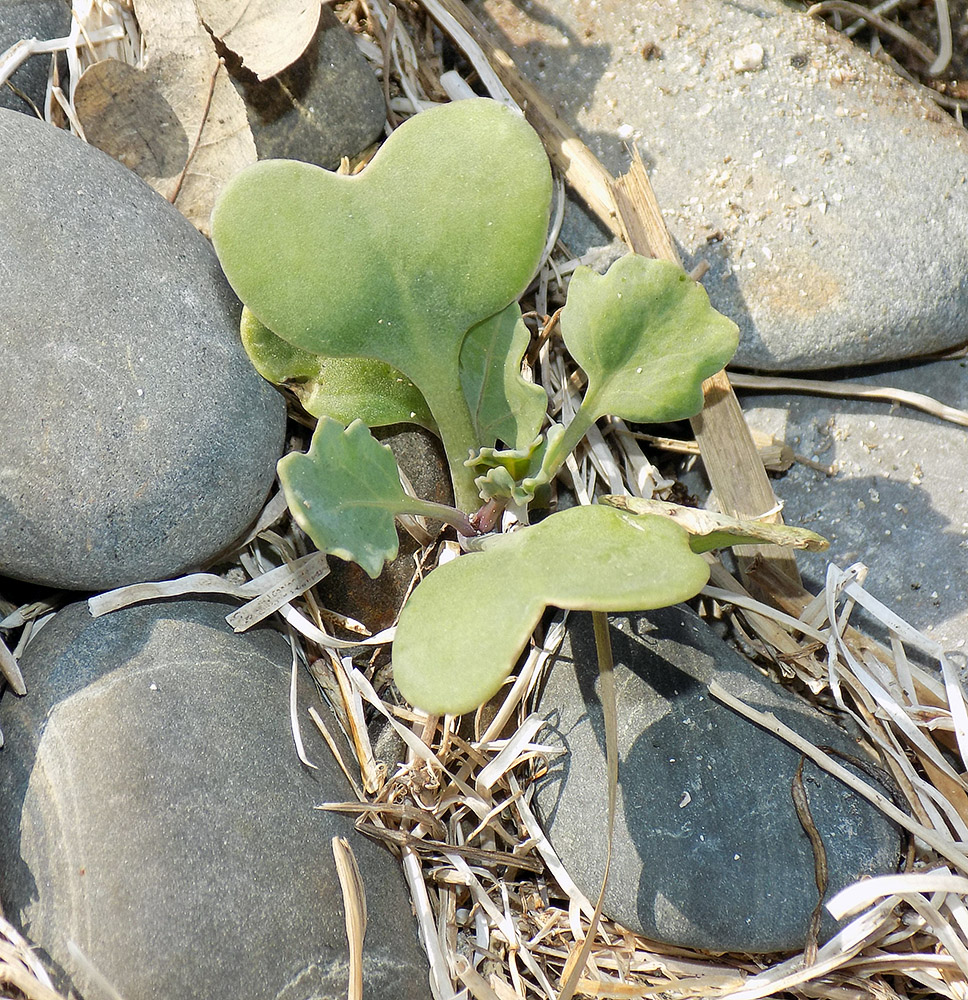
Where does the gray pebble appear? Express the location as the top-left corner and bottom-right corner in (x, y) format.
(231, 6), (386, 170)
(0, 1), (70, 115)
(0, 597), (432, 1000)
(0, 110), (286, 590)
(469, 0), (968, 370)
(742, 357), (968, 650)
(535, 606), (903, 953)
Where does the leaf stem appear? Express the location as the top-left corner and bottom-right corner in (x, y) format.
(401, 497), (477, 538)
(419, 376), (485, 513)
(541, 401), (598, 483)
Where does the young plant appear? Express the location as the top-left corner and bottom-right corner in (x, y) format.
(211, 98), (821, 716)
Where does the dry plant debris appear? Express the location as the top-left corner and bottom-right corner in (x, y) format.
(2, 1), (968, 999)
(196, 0), (323, 81)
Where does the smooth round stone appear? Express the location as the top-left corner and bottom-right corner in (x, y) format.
(742, 356), (968, 649)
(535, 606), (903, 953)
(231, 5), (386, 169)
(0, 1), (70, 115)
(0, 598), (432, 1000)
(469, 0), (968, 370)
(0, 110), (286, 590)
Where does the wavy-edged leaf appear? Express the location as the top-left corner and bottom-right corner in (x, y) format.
(468, 423), (564, 507)
(241, 308), (435, 430)
(392, 505), (709, 714)
(561, 254), (739, 424)
(459, 302), (546, 450)
(279, 418), (412, 579)
(212, 98), (552, 509)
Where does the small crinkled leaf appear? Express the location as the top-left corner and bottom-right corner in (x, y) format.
(196, 0), (322, 80)
(601, 496), (830, 553)
(459, 302), (546, 450)
(561, 254), (739, 423)
(212, 98), (552, 510)
(241, 308), (435, 430)
(469, 423), (564, 506)
(278, 418), (410, 579)
(392, 505), (709, 714)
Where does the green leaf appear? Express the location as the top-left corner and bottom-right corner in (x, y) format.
(600, 496), (830, 553)
(278, 418), (413, 579)
(392, 505), (709, 714)
(241, 307), (435, 430)
(468, 423), (564, 507)
(212, 99), (553, 510)
(459, 302), (546, 450)
(560, 254), (739, 424)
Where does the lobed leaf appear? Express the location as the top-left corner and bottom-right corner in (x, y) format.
(392, 505), (709, 714)
(241, 308), (435, 430)
(278, 418), (411, 579)
(560, 254), (739, 424)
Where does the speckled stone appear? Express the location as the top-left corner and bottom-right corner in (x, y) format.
(0, 1), (70, 115)
(0, 598), (432, 1000)
(535, 606), (903, 953)
(231, 5), (386, 169)
(468, 0), (968, 370)
(741, 355), (968, 650)
(0, 110), (286, 590)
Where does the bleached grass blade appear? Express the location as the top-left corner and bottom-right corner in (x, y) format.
(827, 870), (968, 919)
(418, 0), (516, 107)
(721, 896), (899, 1000)
(332, 837), (367, 1000)
(700, 585), (828, 643)
(451, 955), (503, 1000)
(402, 848), (458, 1000)
(0, 632), (25, 696)
(476, 714), (545, 790)
(88, 571), (257, 615)
(288, 636), (316, 769)
(276, 602), (395, 649)
(225, 552), (330, 631)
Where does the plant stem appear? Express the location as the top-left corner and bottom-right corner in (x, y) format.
(419, 376), (484, 513)
(540, 401), (598, 484)
(401, 496), (477, 538)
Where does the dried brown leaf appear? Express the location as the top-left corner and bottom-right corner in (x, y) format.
(196, 0), (322, 81)
(74, 0), (256, 234)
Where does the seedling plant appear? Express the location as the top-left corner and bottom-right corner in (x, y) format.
(212, 98), (818, 716)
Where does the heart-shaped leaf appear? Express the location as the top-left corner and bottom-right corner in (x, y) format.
(392, 505), (709, 714)
(561, 254), (739, 425)
(212, 98), (552, 510)
(241, 307), (435, 430)
(459, 302), (546, 451)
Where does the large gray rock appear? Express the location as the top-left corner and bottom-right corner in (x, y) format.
(231, 5), (386, 169)
(535, 606), (903, 953)
(0, 1), (70, 115)
(469, 0), (968, 370)
(0, 110), (286, 590)
(741, 356), (968, 649)
(0, 598), (432, 1000)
